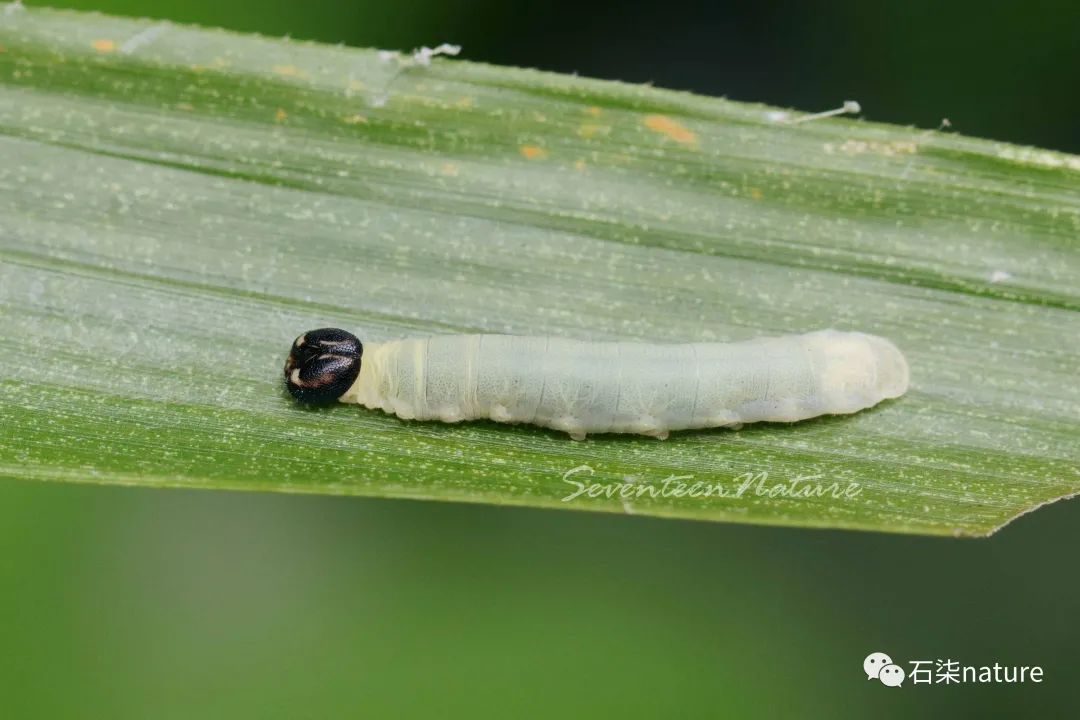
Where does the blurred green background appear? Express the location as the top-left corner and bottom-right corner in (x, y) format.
(2, 1), (1078, 717)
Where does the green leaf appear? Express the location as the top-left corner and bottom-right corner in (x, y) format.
(1, 7), (1077, 537)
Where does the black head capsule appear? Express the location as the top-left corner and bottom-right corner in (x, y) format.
(284, 328), (363, 404)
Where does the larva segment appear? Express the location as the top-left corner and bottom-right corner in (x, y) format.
(422, 335), (474, 422)
(472, 335), (548, 426)
(611, 342), (699, 436)
(529, 337), (620, 437)
(806, 330), (909, 415)
(693, 335), (821, 425)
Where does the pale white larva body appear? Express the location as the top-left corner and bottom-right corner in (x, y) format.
(337, 329), (909, 440)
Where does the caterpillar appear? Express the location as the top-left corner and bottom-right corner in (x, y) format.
(283, 328), (909, 440)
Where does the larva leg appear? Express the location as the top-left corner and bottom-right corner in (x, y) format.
(489, 404), (513, 423)
(549, 415), (587, 441)
(625, 413), (671, 440)
(708, 412), (742, 430)
(636, 425), (670, 440)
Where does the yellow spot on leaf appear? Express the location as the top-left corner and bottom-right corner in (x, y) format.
(749, 187), (764, 200)
(275, 108), (288, 122)
(574, 160), (587, 172)
(342, 114), (368, 125)
(455, 96), (475, 109)
(175, 102), (194, 112)
(585, 106), (602, 117)
(520, 145), (547, 160)
(823, 140), (917, 156)
(92, 39), (116, 53)
(578, 123), (610, 139)
(273, 65), (305, 78)
(441, 163), (460, 177)
(643, 115), (697, 146)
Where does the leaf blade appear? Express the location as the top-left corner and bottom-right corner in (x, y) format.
(1, 8), (1078, 536)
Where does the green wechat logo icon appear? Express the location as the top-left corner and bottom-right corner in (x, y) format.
(864, 651), (906, 687)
